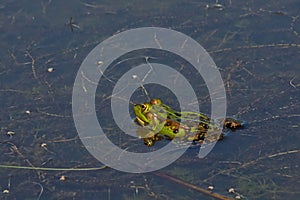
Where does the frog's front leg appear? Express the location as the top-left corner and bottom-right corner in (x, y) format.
(135, 119), (164, 147)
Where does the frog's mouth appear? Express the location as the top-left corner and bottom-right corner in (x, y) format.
(135, 116), (148, 126)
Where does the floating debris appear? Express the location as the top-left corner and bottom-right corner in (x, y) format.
(7, 131), (15, 136)
(205, 2), (224, 10)
(67, 17), (80, 32)
(228, 188), (235, 193)
(208, 185), (214, 190)
(132, 75), (138, 79)
(40, 143), (47, 148)
(47, 67), (54, 73)
(59, 175), (67, 181)
(97, 60), (104, 65)
(2, 189), (9, 194)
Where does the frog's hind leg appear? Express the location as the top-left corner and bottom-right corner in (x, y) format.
(223, 117), (247, 130)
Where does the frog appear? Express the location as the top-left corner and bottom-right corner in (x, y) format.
(133, 98), (244, 146)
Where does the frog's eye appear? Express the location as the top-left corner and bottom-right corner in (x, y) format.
(173, 129), (179, 134)
(141, 104), (147, 110)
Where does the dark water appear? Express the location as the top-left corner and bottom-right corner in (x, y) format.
(0, 0), (299, 199)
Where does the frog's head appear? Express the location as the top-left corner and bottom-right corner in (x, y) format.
(134, 103), (152, 126)
(134, 99), (169, 127)
(133, 99), (162, 126)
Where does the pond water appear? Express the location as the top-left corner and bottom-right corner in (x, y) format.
(0, 0), (299, 199)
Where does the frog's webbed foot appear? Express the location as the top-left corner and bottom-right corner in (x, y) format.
(143, 134), (163, 147)
(144, 138), (155, 146)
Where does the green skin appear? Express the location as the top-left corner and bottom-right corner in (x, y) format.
(134, 99), (242, 146)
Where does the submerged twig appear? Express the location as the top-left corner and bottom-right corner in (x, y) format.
(25, 51), (40, 84)
(0, 164), (107, 171)
(289, 76), (297, 88)
(154, 172), (233, 200)
(204, 149), (300, 182)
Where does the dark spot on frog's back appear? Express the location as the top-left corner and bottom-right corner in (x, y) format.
(203, 123), (209, 129)
(165, 121), (171, 126)
(199, 122), (209, 129)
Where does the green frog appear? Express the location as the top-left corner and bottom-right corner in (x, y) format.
(134, 98), (244, 146)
